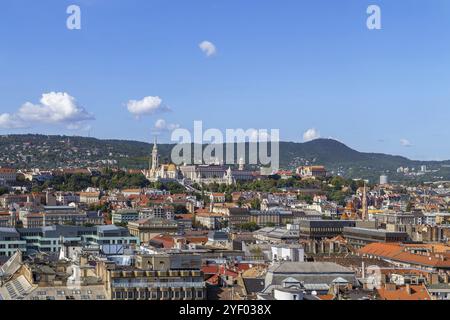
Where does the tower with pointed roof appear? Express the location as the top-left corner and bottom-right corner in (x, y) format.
(151, 137), (159, 171)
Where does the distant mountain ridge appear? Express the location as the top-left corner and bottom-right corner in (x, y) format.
(0, 134), (448, 181)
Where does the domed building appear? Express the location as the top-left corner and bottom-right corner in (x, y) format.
(143, 138), (179, 182)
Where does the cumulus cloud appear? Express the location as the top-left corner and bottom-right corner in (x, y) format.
(126, 96), (170, 117)
(303, 128), (321, 142)
(400, 138), (412, 147)
(154, 119), (180, 132)
(0, 92), (94, 129)
(199, 41), (217, 57)
(0, 113), (27, 129)
(18, 92), (94, 123)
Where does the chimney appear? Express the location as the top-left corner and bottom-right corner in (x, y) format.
(405, 284), (412, 295)
(431, 273), (439, 285)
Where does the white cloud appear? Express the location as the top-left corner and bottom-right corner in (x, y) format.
(154, 119), (180, 131)
(18, 92), (94, 124)
(0, 113), (27, 129)
(199, 41), (217, 57)
(400, 138), (412, 147)
(126, 96), (169, 117)
(303, 128), (321, 142)
(67, 122), (92, 132)
(0, 92), (94, 129)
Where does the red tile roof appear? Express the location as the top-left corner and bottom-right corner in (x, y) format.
(376, 284), (431, 300)
(358, 243), (450, 268)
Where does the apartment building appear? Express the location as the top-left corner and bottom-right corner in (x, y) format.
(0, 168), (17, 183)
(22, 206), (103, 228)
(0, 228), (26, 257)
(111, 209), (139, 225)
(79, 192), (101, 205)
(128, 218), (179, 243)
(96, 253), (206, 300)
(16, 225), (139, 254)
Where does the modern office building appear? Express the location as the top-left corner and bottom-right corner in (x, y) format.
(0, 228), (26, 257)
(343, 227), (410, 249)
(15, 225), (139, 254)
(297, 220), (356, 240)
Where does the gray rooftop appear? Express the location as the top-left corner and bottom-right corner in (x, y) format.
(269, 262), (354, 274)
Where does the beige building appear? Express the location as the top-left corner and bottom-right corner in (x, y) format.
(195, 212), (224, 230)
(79, 192), (100, 205)
(297, 166), (327, 178)
(22, 213), (45, 228)
(96, 253), (206, 300)
(128, 218), (179, 243)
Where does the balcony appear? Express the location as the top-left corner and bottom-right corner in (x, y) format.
(134, 271), (145, 277)
(111, 281), (205, 289)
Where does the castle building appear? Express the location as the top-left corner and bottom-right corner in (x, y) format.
(144, 138), (179, 182)
(179, 164), (256, 186)
(144, 137), (257, 185)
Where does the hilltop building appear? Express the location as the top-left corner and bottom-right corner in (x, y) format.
(144, 138), (179, 182)
(296, 166), (327, 179)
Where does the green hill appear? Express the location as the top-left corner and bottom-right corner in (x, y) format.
(0, 134), (448, 182)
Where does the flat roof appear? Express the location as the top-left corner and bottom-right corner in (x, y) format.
(270, 262), (354, 274)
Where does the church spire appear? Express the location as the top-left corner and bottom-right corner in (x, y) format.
(151, 136), (159, 171)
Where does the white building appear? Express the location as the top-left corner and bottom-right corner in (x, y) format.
(271, 245), (305, 262)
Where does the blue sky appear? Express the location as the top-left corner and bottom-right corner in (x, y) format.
(0, 0), (449, 160)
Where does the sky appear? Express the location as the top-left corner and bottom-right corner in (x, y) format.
(0, 0), (450, 160)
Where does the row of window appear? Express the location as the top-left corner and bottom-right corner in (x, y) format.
(112, 289), (204, 300)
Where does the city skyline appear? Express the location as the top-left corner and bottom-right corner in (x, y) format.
(0, 0), (450, 161)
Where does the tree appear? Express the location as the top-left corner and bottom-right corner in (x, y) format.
(239, 222), (260, 232)
(406, 202), (414, 212)
(298, 194), (313, 204)
(0, 187), (9, 196)
(237, 197), (245, 208)
(225, 192), (232, 203)
(250, 198), (261, 210)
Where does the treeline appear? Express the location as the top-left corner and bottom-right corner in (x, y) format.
(32, 169), (150, 192)
(200, 175), (366, 206)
